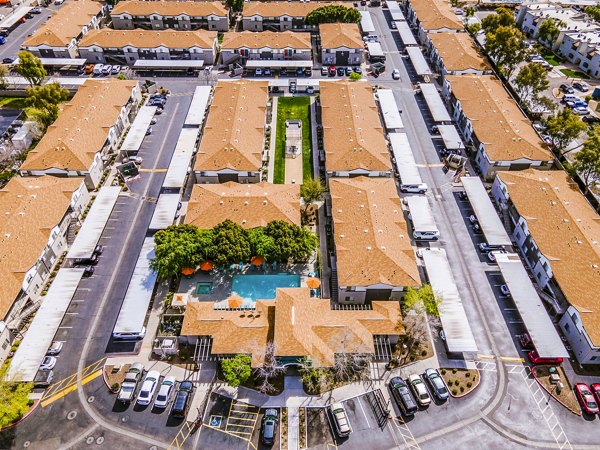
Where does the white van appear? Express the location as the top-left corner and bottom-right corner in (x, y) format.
(93, 63), (104, 75)
(413, 230), (440, 241)
(562, 94), (579, 104)
(400, 183), (428, 194)
(113, 326), (146, 340)
(363, 34), (379, 43)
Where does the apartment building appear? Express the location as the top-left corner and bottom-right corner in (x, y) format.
(426, 32), (492, 79)
(111, 1), (229, 32)
(557, 30), (600, 78)
(242, 2), (339, 32)
(19, 79), (142, 190)
(319, 23), (363, 66)
(78, 29), (217, 65)
(220, 31), (311, 67)
(403, 0), (464, 43)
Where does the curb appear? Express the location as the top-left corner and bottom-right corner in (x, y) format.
(531, 368), (581, 416)
(0, 399), (40, 431)
(443, 369), (481, 399)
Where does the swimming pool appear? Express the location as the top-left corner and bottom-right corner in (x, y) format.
(231, 274), (301, 302)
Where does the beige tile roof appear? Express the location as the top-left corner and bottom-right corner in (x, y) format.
(428, 32), (491, 72)
(498, 170), (600, 346)
(23, 0), (103, 48)
(181, 287), (402, 367)
(185, 182), (300, 229)
(329, 177), (420, 288)
(319, 23), (363, 49)
(181, 299), (273, 366)
(409, 0), (464, 31)
(0, 176), (84, 319)
(21, 79), (138, 172)
(320, 81), (391, 172)
(194, 80), (268, 172)
(446, 75), (553, 162)
(112, 0), (227, 17)
(79, 29), (217, 49)
(243, 1), (342, 18)
(221, 31), (311, 50)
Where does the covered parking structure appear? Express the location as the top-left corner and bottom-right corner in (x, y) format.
(422, 248), (478, 354)
(67, 186), (121, 260)
(461, 177), (512, 247)
(406, 47), (433, 77)
(360, 11), (375, 34)
(7, 269), (84, 382)
(438, 124), (464, 151)
(389, 132), (424, 187)
(495, 253), (569, 359)
(405, 196), (438, 237)
(149, 194), (180, 230)
(377, 89), (403, 130)
(419, 83), (451, 123)
(397, 22), (417, 47)
(184, 86), (212, 127)
(162, 128), (199, 191)
(0, 7), (33, 31)
(132, 60), (204, 74)
(120, 105), (157, 155)
(245, 60), (313, 73)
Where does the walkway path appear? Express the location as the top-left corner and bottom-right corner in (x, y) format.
(267, 97), (278, 183)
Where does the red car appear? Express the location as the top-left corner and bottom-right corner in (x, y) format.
(591, 383), (600, 405)
(527, 351), (563, 365)
(575, 383), (599, 415)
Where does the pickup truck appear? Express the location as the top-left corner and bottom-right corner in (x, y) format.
(117, 363), (143, 403)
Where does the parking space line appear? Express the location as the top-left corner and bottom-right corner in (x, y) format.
(168, 421), (194, 450)
(356, 396), (371, 429)
(42, 357), (106, 399)
(41, 370), (102, 407)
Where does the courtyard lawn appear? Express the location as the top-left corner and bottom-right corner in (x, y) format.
(560, 68), (591, 80)
(540, 49), (563, 67)
(274, 96), (313, 184)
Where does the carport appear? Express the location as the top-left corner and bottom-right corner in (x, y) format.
(162, 128), (199, 190)
(132, 60), (204, 72)
(422, 248), (478, 354)
(397, 22), (417, 46)
(12, 58), (87, 70)
(438, 124), (464, 151)
(377, 89), (403, 130)
(461, 177), (512, 247)
(405, 196), (439, 236)
(245, 60), (313, 69)
(419, 83), (451, 123)
(66, 186), (121, 260)
(389, 132), (424, 186)
(387, 0), (403, 16)
(360, 10), (375, 34)
(184, 86), (212, 127)
(149, 194), (180, 230)
(120, 105), (157, 155)
(0, 7), (33, 31)
(406, 47), (433, 76)
(7, 269), (84, 382)
(495, 253), (569, 359)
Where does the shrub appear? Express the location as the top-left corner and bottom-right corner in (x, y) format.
(467, 381), (473, 388)
(452, 368), (458, 374)
(420, 350), (427, 357)
(465, 372), (471, 378)
(440, 369), (446, 375)
(110, 383), (120, 393)
(10, 346), (17, 353)
(460, 386), (465, 393)
(13, 340), (20, 347)
(452, 388), (458, 395)
(446, 380), (453, 386)
(409, 354), (416, 362)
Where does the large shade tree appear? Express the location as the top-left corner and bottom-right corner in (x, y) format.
(210, 219), (252, 266)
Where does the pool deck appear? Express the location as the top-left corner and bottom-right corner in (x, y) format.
(178, 262), (317, 307)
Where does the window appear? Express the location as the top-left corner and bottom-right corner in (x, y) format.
(1, 339), (8, 350)
(345, 296), (351, 301)
(515, 231), (521, 240)
(564, 322), (570, 333)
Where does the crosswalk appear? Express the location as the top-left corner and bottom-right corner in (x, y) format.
(391, 417), (421, 449)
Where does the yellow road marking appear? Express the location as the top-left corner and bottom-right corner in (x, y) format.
(500, 356), (525, 363)
(138, 168), (167, 173)
(168, 421), (194, 450)
(204, 424), (257, 450)
(43, 357), (106, 397)
(41, 370), (102, 407)
(228, 415), (257, 421)
(478, 354), (496, 360)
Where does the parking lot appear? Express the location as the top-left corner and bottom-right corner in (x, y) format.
(197, 393), (280, 450)
(305, 392), (398, 450)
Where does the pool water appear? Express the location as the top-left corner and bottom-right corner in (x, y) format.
(231, 274), (301, 302)
(196, 282), (212, 295)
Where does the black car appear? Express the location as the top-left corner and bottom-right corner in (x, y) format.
(74, 254), (99, 266)
(337, 67), (345, 76)
(573, 81), (589, 92)
(424, 369), (450, 401)
(261, 409), (279, 445)
(582, 115), (600, 124)
(353, 66), (362, 74)
(559, 83), (574, 94)
(303, 67), (312, 76)
(82, 266), (94, 277)
(93, 245), (104, 256)
(2, 57), (14, 64)
(389, 377), (418, 416)
(171, 381), (194, 418)
(472, 223), (482, 234)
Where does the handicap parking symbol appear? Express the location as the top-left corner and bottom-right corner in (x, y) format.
(209, 415), (222, 427)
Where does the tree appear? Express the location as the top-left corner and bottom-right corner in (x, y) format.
(481, 7), (515, 33)
(264, 220), (318, 263)
(466, 22), (481, 35)
(0, 65), (7, 91)
(26, 82), (70, 132)
(465, 7), (476, 19)
(151, 224), (213, 278)
(210, 219), (251, 266)
(585, 5), (600, 22)
(574, 132), (600, 194)
(544, 109), (587, 155)
(247, 227), (275, 261)
(403, 285), (442, 318)
(221, 354), (252, 387)
(225, 0), (244, 12)
(116, 73), (128, 80)
(14, 51), (46, 86)
(0, 366), (33, 427)
(485, 26), (528, 77)
(348, 71), (361, 81)
(537, 19), (563, 44)
(305, 5), (361, 25)
(254, 342), (285, 394)
(300, 178), (326, 213)
(513, 63), (549, 107)
(397, 313), (428, 364)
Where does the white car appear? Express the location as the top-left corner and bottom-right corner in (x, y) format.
(123, 156), (142, 165)
(390, 21), (397, 29)
(468, 214), (478, 224)
(392, 69), (400, 80)
(111, 65), (121, 74)
(573, 106), (589, 115)
(500, 284), (511, 296)
(101, 65), (112, 75)
(487, 250), (506, 263)
(408, 374), (431, 406)
(154, 376), (176, 408)
(47, 341), (63, 355)
(40, 356), (57, 371)
(136, 370), (160, 406)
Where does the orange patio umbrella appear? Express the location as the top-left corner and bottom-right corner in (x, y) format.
(181, 267), (195, 276)
(228, 294), (243, 308)
(306, 277), (321, 289)
(199, 260), (214, 271)
(251, 256), (265, 266)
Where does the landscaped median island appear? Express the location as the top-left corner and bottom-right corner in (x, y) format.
(440, 368), (480, 398)
(532, 365), (580, 414)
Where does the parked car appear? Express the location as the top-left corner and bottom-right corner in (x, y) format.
(261, 408), (279, 445)
(389, 376), (418, 416)
(390, 21), (397, 29)
(146, 127), (153, 136)
(101, 65), (112, 75)
(303, 67), (311, 76)
(527, 350), (563, 365)
(154, 375), (176, 409)
(82, 265), (94, 277)
(472, 223), (483, 234)
(560, 83), (574, 94)
(392, 69), (400, 80)
(74, 254), (99, 266)
(329, 402), (352, 437)
(582, 115), (600, 125)
(499, 284), (511, 296)
(519, 332), (534, 350)
(337, 67), (345, 76)
(573, 106), (589, 115)
(255, 68), (263, 76)
(40, 356), (57, 371)
(487, 249), (507, 262)
(575, 383), (599, 415)
(424, 369), (449, 401)
(31, 7), (42, 13)
(34, 370), (53, 387)
(150, 118), (158, 125)
(344, 66), (352, 76)
(171, 380), (194, 418)
(123, 156), (143, 165)
(573, 81), (589, 92)
(532, 121), (546, 132)
(155, 107), (164, 115)
(111, 65), (121, 74)
(93, 245), (104, 255)
(149, 98), (165, 107)
(328, 65), (336, 76)
(92, 64), (104, 75)
(137, 370), (160, 405)
(84, 63), (94, 74)
(591, 383), (600, 405)
(353, 66), (362, 74)
(408, 374), (431, 406)
(2, 57), (14, 64)
(117, 362), (144, 403)
(457, 191), (468, 201)
(47, 341), (63, 355)
(321, 67), (328, 76)
(468, 214), (478, 224)
(264, 68), (271, 76)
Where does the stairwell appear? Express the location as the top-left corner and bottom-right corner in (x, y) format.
(66, 215), (79, 246)
(330, 268), (339, 303)
(501, 205), (514, 235)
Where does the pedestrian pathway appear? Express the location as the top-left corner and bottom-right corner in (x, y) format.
(267, 97), (278, 183)
(288, 406), (300, 450)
